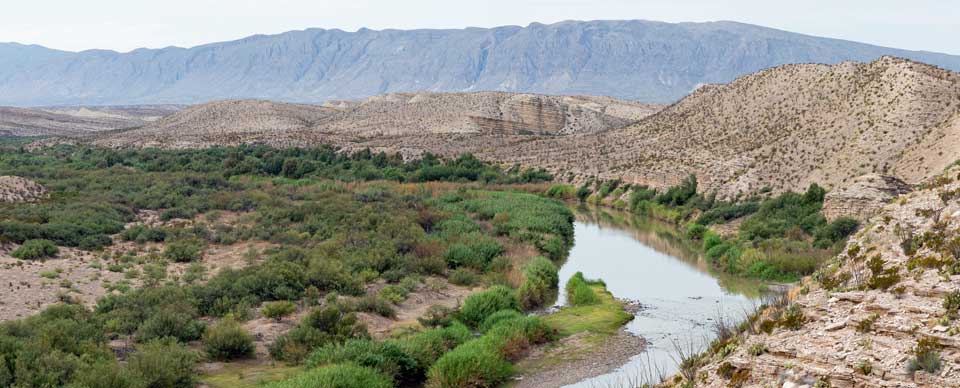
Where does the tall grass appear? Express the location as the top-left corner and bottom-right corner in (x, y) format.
(566, 272), (603, 306)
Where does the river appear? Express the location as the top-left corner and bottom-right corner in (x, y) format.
(557, 206), (766, 387)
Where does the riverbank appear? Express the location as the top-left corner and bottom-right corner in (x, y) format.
(511, 282), (642, 387)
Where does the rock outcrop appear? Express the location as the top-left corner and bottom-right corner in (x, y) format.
(0, 176), (47, 203)
(822, 174), (914, 222)
(689, 167), (960, 388)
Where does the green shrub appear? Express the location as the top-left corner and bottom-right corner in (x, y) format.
(135, 309), (206, 343)
(479, 310), (524, 333)
(565, 272), (601, 306)
(426, 340), (512, 388)
(391, 323), (472, 373)
(163, 240), (204, 263)
(943, 290), (960, 316)
(71, 360), (143, 388)
(426, 316), (553, 387)
(459, 285), (519, 328)
(702, 232), (724, 251)
(544, 184), (575, 200)
(307, 339), (417, 384)
(417, 305), (455, 328)
(696, 201), (759, 225)
(865, 255), (901, 290)
(379, 285), (409, 304)
(443, 236), (502, 270)
(779, 305), (806, 330)
(685, 224), (708, 240)
(12, 239), (59, 260)
(908, 337), (942, 374)
(449, 268), (479, 286)
(203, 319), (254, 361)
(517, 257), (559, 309)
(262, 301), (297, 321)
(263, 363), (392, 388)
(127, 338), (198, 388)
(269, 306), (369, 363)
(354, 295), (397, 318)
(575, 185), (592, 202)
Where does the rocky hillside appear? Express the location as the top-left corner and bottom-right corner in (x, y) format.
(486, 57), (960, 196)
(688, 167), (960, 388)
(94, 92), (660, 147)
(3, 20), (960, 106)
(0, 105), (179, 137)
(0, 176), (46, 202)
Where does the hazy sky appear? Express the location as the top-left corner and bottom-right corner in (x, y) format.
(2, 0), (957, 54)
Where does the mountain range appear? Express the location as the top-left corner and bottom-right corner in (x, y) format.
(3, 20), (960, 106)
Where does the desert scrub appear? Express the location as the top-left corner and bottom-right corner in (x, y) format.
(944, 290), (960, 317)
(856, 314), (879, 333)
(11, 239), (59, 260)
(263, 363), (392, 388)
(448, 267), (479, 286)
(262, 300), (297, 321)
(163, 239), (205, 262)
(748, 342), (767, 356)
(779, 305), (806, 330)
(458, 285), (520, 328)
(865, 255), (901, 290)
(565, 272), (602, 306)
(417, 305), (455, 328)
(269, 305), (369, 364)
(908, 337), (942, 374)
(203, 319), (255, 360)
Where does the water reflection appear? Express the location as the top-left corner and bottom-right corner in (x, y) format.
(557, 206), (766, 387)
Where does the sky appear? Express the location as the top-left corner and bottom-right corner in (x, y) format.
(1, 0), (957, 55)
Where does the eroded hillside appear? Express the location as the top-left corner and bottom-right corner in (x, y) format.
(486, 57), (960, 197)
(94, 92), (661, 148)
(0, 105), (178, 137)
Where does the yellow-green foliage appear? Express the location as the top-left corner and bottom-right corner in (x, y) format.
(565, 272), (602, 306)
(547, 280), (632, 337)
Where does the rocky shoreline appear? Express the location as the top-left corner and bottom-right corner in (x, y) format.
(512, 327), (648, 388)
(513, 298), (649, 388)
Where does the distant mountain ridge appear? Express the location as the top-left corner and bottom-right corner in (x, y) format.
(2, 20), (960, 106)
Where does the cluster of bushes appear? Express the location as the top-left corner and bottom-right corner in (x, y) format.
(269, 305), (369, 364)
(0, 303), (199, 388)
(11, 239), (58, 260)
(427, 315), (555, 387)
(305, 323), (472, 386)
(610, 177), (861, 281)
(438, 190), (575, 262)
